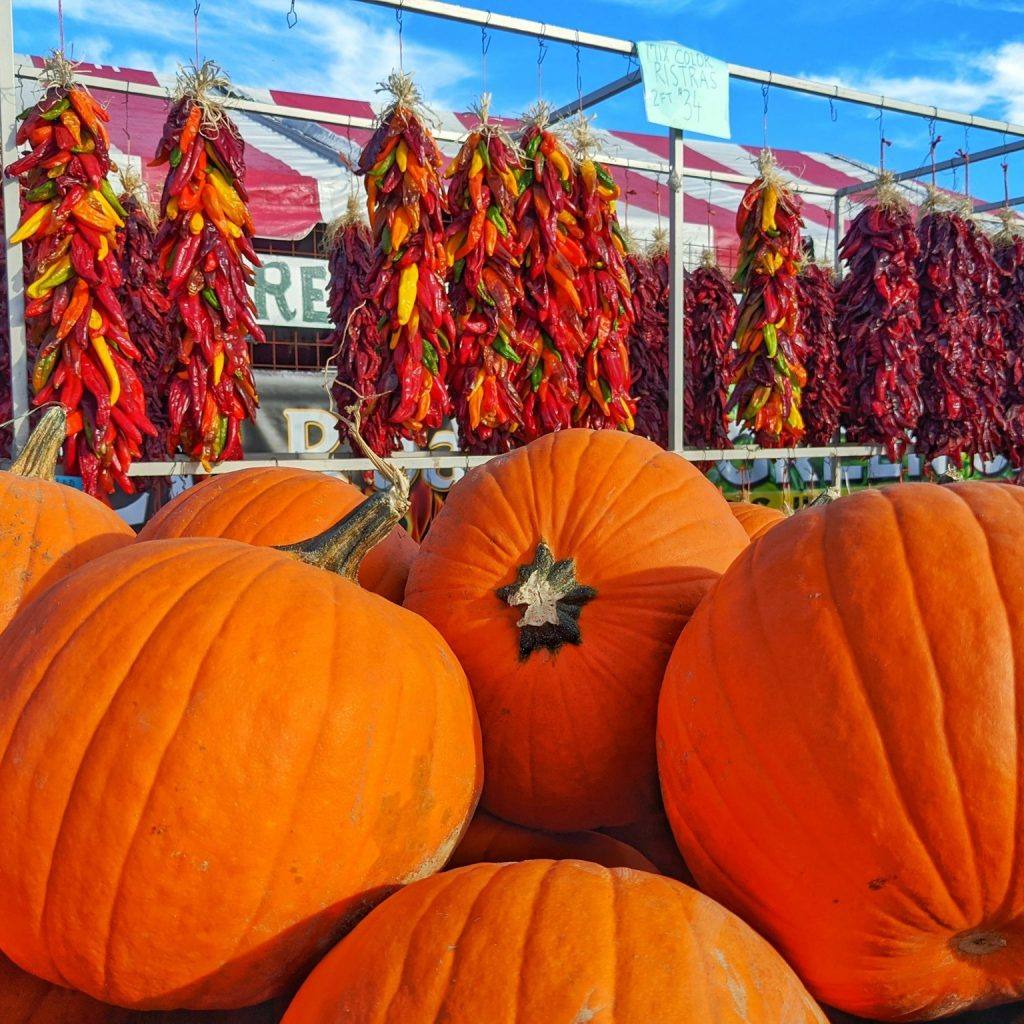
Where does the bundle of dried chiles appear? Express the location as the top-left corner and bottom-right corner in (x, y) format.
(445, 105), (526, 453)
(994, 214), (1024, 469)
(326, 196), (388, 451)
(514, 111), (584, 440)
(152, 62), (263, 467)
(963, 216), (1008, 462)
(0, 192), (10, 460)
(729, 151), (806, 446)
(570, 118), (635, 431)
(624, 235), (668, 447)
(685, 248), (736, 449)
(796, 260), (841, 446)
(6, 57), (155, 497)
(914, 196), (979, 464)
(117, 180), (172, 482)
(837, 177), (921, 461)
(356, 72), (453, 454)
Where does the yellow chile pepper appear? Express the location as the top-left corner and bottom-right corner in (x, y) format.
(212, 348), (225, 386)
(580, 159), (598, 193)
(91, 335), (120, 406)
(389, 329), (401, 351)
(190, 211), (205, 235)
(96, 233), (109, 261)
(549, 149), (572, 183)
(10, 202), (53, 245)
(207, 168), (247, 225)
(91, 188), (125, 228)
(26, 255), (72, 299)
(786, 403), (804, 430)
(761, 185), (778, 233)
(166, 196), (180, 220)
(390, 208), (412, 251)
(501, 169), (519, 196)
(469, 149), (484, 179)
(88, 309), (103, 332)
(397, 264), (418, 326)
(395, 141), (409, 173)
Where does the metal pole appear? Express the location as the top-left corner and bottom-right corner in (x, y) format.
(835, 138), (1024, 198)
(832, 193), (842, 278)
(546, 70), (641, 127)
(668, 127), (685, 451)
(974, 194), (1024, 213)
(0, 2), (28, 454)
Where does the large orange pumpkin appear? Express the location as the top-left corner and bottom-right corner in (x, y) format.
(138, 467), (417, 602)
(405, 428), (747, 831)
(729, 498), (787, 541)
(0, 469), (482, 1011)
(0, 952), (286, 1022)
(281, 859), (826, 1023)
(448, 810), (658, 872)
(0, 407), (132, 630)
(658, 482), (1024, 1021)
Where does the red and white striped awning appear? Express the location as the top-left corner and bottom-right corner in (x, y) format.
(13, 56), (1007, 260)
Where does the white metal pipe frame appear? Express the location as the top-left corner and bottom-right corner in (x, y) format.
(0, 0), (1021, 477)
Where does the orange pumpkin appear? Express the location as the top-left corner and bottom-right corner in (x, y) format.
(281, 859), (826, 1023)
(729, 498), (787, 541)
(659, 482), (1024, 1021)
(0, 952), (286, 1022)
(448, 810), (658, 873)
(599, 807), (695, 884)
(0, 464), (482, 1011)
(405, 428), (747, 832)
(138, 467), (417, 602)
(0, 407), (132, 630)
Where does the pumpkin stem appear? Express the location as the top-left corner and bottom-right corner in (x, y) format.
(9, 406), (66, 481)
(497, 541), (597, 660)
(276, 405), (410, 583)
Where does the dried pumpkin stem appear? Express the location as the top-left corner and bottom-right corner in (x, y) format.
(276, 406), (410, 583)
(10, 406), (66, 481)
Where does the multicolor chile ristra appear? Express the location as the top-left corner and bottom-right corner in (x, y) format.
(445, 121), (527, 454)
(151, 84), (263, 467)
(357, 77), (454, 453)
(624, 245), (668, 448)
(994, 224), (1024, 470)
(0, 192), (10, 460)
(837, 186), (922, 462)
(118, 189), (173, 489)
(6, 79), (156, 498)
(963, 219), (1008, 463)
(514, 120), (584, 441)
(728, 155), (807, 446)
(327, 202), (393, 455)
(572, 151), (635, 431)
(914, 204), (980, 464)
(795, 261), (841, 447)
(684, 252), (737, 450)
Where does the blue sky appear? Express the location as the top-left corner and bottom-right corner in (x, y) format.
(12, 0), (1024, 201)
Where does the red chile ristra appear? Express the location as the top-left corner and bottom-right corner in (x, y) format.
(151, 63), (263, 468)
(445, 111), (527, 454)
(513, 116), (585, 440)
(795, 261), (841, 447)
(6, 67), (156, 499)
(994, 217), (1024, 471)
(624, 241), (669, 447)
(357, 73), (454, 454)
(729, 152), (807, 446)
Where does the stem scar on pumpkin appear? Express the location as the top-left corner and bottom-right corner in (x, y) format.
(954, 931), (1008, 957)
(9, 406), (67, 481)
(276, 406), (410, 583)
(497, 541), (597, 660)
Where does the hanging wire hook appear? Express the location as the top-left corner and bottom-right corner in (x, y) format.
(537, 27), (548, 101)
(123, 79), (132, 158)
(574, 32), (583, 111)
(395, 2), (405, 72)
(706, 174), (713, 250)
(286, 0), (298, 28)
(56, 0), (65, 56)
(481, 14), (492, 94)
(828, 88), (838, 123)
(761, 76), (771, 149)
(193, 0), (201, 66)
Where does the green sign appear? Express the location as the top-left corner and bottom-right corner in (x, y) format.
(636, 41), (730, 138)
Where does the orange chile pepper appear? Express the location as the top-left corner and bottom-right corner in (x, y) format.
(469, 170), (482, 209)
(455, 209), (485, 260)
(180, 105), (203, 158)
(546, 262), (583, 315)
(59, 109), (82, 148)
(27, 124), (52, 147)
(56, 279), (90, 340)
(484, 218), (497, 257)
(467, 371), (485, 429)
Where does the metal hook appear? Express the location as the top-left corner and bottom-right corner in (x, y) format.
(286, 0), (298, 28)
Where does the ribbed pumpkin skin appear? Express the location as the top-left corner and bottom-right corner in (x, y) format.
(729, 499), (786, 541)
(658, 482), (1024, 1022)
(448, 811), (658, 873)
(281, 860), (827, 1023)
(0, 473), (132, 631)
(0, 538), (482, 1011)
(405, 429), (747, 831)
(0, 953), (287, 1023)
(138, 468), (417, 602)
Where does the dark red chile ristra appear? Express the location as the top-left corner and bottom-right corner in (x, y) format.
(624, 246), (668, 447)
(837, 185), (922, 461)
(994, 223), (1024, 470)
(796, 261), (841, 447)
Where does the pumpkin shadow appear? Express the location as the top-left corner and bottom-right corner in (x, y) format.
(825, 1001), (1024, 1023)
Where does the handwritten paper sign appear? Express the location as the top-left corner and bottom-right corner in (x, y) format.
(636, 41), (730, 138)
